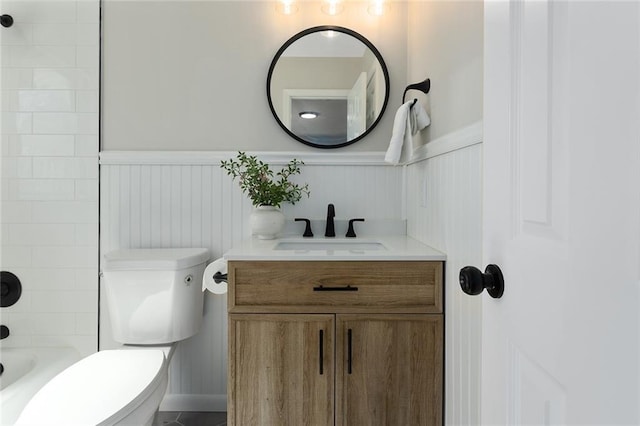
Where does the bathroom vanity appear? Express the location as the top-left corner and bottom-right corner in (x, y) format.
(225, 237), (445, 426)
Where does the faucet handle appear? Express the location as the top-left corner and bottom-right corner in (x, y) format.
(346, 218), (365, 238)
(295, 218), (314, 237)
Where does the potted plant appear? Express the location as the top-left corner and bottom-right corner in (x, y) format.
(221, 152), (310, 239)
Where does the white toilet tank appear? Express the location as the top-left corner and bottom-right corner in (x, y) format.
(103, 248), (210, 345)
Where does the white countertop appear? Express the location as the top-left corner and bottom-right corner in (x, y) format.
(223, 236), (446, 261)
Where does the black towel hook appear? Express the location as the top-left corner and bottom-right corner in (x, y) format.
(402, 78), (430, 108)
(1, 14), (13, 28)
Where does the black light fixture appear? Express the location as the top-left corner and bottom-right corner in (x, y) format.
(299, 111), (319, 119)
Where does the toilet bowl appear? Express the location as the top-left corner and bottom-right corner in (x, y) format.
(16, 248), (209, 426)
(15, 349), (168, 426)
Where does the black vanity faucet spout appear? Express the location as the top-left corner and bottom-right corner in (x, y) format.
(325, 204), (335, 237)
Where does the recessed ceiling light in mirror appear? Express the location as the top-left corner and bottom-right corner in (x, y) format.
(299, 112), (319, 119)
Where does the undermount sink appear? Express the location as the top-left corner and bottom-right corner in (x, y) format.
(274, 239), (387, 251)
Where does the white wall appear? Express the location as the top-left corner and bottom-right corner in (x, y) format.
(406, 1), (484, 425)
(100, 0), (407, 152)
(407, 0), (483, 147)
(0, 0), (100, 356)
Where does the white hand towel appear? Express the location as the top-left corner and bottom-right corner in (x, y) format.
(384, 101), (431, 165)
(384, 101), (413, 165)
(410, 101), (431, 135)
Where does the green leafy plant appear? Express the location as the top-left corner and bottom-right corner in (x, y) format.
(221, 152), (310, 208)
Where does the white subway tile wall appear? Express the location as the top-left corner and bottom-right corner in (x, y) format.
(0, 0), (99, 356)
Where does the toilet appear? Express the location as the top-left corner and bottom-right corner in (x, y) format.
(16, 248), (210, 426)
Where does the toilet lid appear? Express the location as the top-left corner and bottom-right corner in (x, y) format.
(16, 350), (167, 426)
(104, 248), (210, 271)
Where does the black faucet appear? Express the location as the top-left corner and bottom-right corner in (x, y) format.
(325, 204), (335, 237)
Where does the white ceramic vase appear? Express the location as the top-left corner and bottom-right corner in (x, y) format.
(250, 205), (285, 240)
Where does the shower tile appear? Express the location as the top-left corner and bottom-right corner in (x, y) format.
(16, 267), (78, 290)
(0, 312), (34, 335)
(75, 134), (98, 156)
(0, 201), (33, 223)
(76, 90), (98, 113)
(76, 45), (98, 68)
(75, 179), (98, 201)
(31, 200), (97, 223)
(74, 223), (98, 245)
(1, 156), (32, 178)
(0, 244), (32, 267)
(33, 112), (78, 133)
(30, 290), (96, 313)
(33, 68), (98, 90)
(32, 246), (95, 268)
(77, 1), (100, 24)
(76, 23), (99, 46)
(75, 313), (97, 335)
(10, 45), (76, 68)
(75, 268), (97, 290)
(18, 90), (75, 112)
(30, 313), (76, 335)
(3, 1), (77, 24)
(32, 157), (97, 179)
(1, 90), (19, 111)
(0, 22), (33, 46)
(32, 112), (97, 135)
(1, 69), (33, 89)
(12, 135), (75, 156)
(1, 112), (32, 134)
(32, 24), (76, 45)
(8, 223), (75, 246)
(14, 179), (75, 200)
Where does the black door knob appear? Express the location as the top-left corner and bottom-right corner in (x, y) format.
(1, 14), (14, 28)
(459, 264), (504, 299)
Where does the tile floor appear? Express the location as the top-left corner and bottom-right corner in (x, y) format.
(153, 411), (226, 426)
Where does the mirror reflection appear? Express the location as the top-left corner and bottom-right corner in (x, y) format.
(267, 26), (390, 148)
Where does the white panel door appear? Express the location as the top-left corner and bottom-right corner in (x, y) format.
(347, 72), (367, 140)
(482, 1), (640, 424)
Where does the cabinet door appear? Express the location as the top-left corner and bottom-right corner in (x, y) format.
(336, 314), (443, 426)
(229, 314), (334, 426)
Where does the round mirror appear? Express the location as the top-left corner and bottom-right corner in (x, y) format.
(267, 26), (390, 149)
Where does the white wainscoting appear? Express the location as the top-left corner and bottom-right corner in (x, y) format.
(99, 152), (405, 411)
(406, 140), (483, 426)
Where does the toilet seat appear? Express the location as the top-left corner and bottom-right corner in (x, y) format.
(16, 350), (167, 426)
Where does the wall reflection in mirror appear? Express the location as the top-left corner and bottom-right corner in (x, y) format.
(267, 26), (390, 148)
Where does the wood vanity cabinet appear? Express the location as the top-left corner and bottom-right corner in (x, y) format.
(227, 261), (444, 426)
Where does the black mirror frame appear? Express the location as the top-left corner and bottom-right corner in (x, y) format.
(267, 25), (390, 149)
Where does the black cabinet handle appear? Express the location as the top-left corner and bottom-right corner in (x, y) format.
(347, 328), (353, 374)
(319, 329), (324, 375)
(459, 264), (504, 299)
(313, 285), (358, 292)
